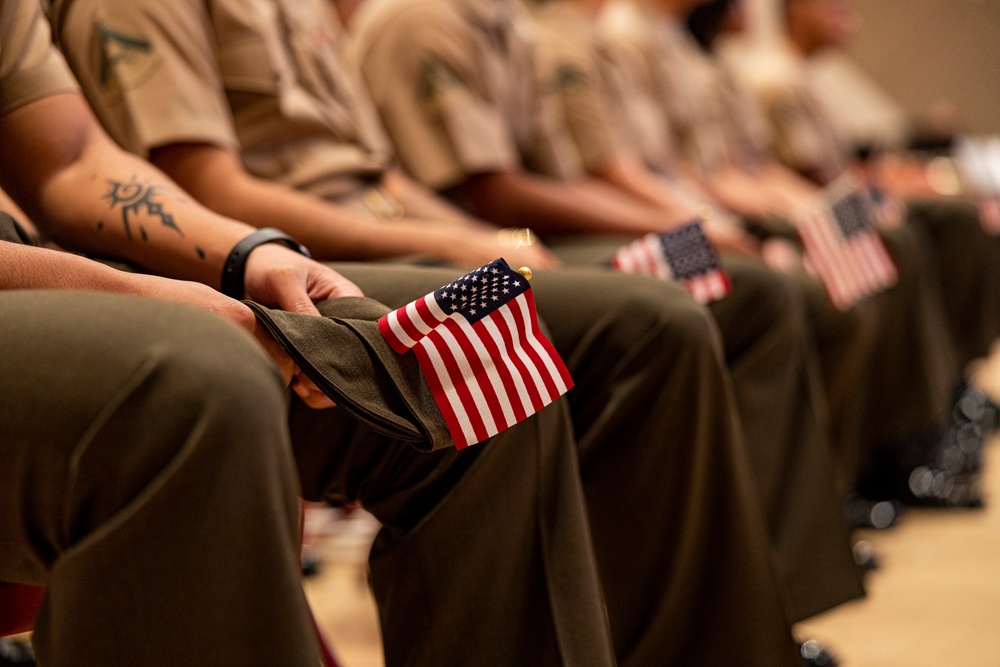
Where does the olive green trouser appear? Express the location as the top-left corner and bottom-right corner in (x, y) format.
(9, 253), (800, 666)
(328, 263), (803, 666)
(0, 291), (319, 667)
(709, 217), (956, 493)
(851, 225), (958, 487)
(905, 198), (1000, 370)
(544, 237), (863, 625)
(793, 268), (880, 497)
(0, 286), (619, 667)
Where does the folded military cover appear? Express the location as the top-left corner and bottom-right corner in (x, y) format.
(246, 296), (454, 451)
(248, 258), (574, 451)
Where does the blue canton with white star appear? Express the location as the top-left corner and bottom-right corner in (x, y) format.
(831, 193), (874, 238)
(433, 258), (529, 324)
(658, 223), (721, 280)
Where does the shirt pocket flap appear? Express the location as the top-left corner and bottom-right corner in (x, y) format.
(216, 38), (280, 94)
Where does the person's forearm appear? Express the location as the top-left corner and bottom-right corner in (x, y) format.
(43, 143), (253, 286)
(0, 242), (247, 325)
(191, 174), (461, 261)
(443, 171), (674, 236)
(380, 168), (489, 229)
(673, 161), (756, 217)
(0, 94), (254, 288)
(763, 162), (820, 199)
(596, 154), (702, 226)
(0, 240), (307, 384)
(757, 163), (822, 217)
(150, 143), (483, 261)
(697, 167), (779, 219)
(1, 242), (143, 291)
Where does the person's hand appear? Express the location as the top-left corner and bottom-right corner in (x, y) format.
(128, 273), (329, 402)
(760, 237), (804, 274)
(242, 244), (363, 409)
(493, 229), (562, 271)
(241, 315), (336, 410)
(430, 226), (561, 270)
(245, 322), (335, 410)
(702, 217), (760, 258)
(243, 243), (363, 315)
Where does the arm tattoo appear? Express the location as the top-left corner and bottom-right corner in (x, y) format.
(103, 176), (184, 240)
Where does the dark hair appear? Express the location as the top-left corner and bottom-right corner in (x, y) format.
(685, 0), (736, 51)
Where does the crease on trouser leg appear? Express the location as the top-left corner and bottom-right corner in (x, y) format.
(0, 293), (318, 667)
(711, 260), (863, 623)
(366, 403), (615, 667)
(532, 269), (802, 667)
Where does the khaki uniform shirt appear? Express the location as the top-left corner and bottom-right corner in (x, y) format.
(599, 1), (736, 175)
(529, 0), (720, 216)
(714, 66), (775, 172)
(52, 0), (394, 203)
(594, 1), (687, 174)
(0, 1), (77, 119)
(528, 0), (617, 176)
(350, 0), (583, 188)
(755, 58), (850, 184)
(529, 0), (670, 178)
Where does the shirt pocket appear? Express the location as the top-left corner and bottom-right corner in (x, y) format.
(215, 36), (281, 95)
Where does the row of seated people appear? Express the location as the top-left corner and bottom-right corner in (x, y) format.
(2, 0), (997, 665)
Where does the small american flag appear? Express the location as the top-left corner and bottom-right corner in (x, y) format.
(611, 222), (731, 304)
(378, 259), (573, 450)
(796, 185), (897, 310)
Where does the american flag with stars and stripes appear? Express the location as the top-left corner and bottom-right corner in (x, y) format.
(795, 185), (898, 310)
(378, 258), (573, 450)
(611, 221), (731, 304)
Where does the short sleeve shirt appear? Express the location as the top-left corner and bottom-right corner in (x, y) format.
(756, 67), (849, 184)
(713, 65), (775, 172)
(351, 0), (582, 189)
(51, 0), (394, 200)
(596, 2), (680, 175)
(0, 0), (77, 117)
(599, 2), (739, 175)
(528, 1), (620, 177)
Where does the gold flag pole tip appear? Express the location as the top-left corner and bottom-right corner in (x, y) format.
(517, 267), (533, 281)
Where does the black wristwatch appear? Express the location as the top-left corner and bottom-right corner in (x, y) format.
(220, 228), (311, 300)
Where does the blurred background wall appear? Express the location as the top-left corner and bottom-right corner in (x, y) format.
(736, 0), (1000, 144)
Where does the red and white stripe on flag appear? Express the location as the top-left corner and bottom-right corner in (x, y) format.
(796, 204), (897, 310)
(978, 196), (1000, 236)
(612, 233), (673, 279)
(612, 230), (731, 305)
(378, 261), (573, 449)
(683, 271), (731, 305)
